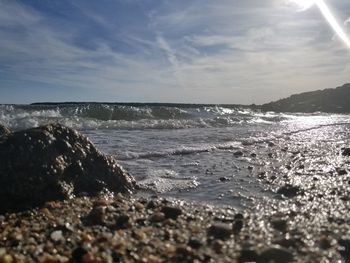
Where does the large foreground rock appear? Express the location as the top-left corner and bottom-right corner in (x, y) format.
(0, 124), (135, 213)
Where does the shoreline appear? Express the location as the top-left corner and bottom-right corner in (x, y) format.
(1, 156), (350, 263)
(1, 124), (350, 262)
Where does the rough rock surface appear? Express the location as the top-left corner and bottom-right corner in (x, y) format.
(0, 123), (135, 213)
(0, 124), (10, 137)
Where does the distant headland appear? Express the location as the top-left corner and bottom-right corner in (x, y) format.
(261, 83), (350, 113)
(30, 83), (350, 114)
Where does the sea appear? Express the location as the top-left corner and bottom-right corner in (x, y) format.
(1, 103), (350, 209)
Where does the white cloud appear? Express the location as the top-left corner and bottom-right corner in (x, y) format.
(146, 0), (350, 103)
(156, 34), (179, 69)
(0, 0), (349, 104)
(345, 17), (350, 26)
(0, 1), (182, 100)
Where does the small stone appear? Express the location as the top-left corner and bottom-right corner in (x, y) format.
(238, 249), (259, 263)
(115, 214), (130, 229)
(319, 235), (332, 250)
(50, 230), (63, 242)
(71, 247), (90, 263)
(82, 252), (94, 263)
(250, 153), (257, 158)
(85, 206), (106, 225)
(164, 243), (176, 254)
(93, 198), (109, 207)
(234, 151), (244, 157)
(147, 255), (162, 263)
(336, 168), (348, 175)
(135, 218), (146, 226)
(175, 245), (193, 257)
(271, 219), (287, 232)
(274, 237), (298, 248)
(342, 148), (350, 156)
(207, 223), (232, 240)
(39, 255), (55, 263)
(0, 254), (13, 263)
(233, 219), (244, 234)
(115, 193), (124, 202)
(161, 206), (182, 220)
(257, 172), (266, 179)
(277, 185), (301, 198)
(260, 246), (293, 263)
(234, 213), (244, 220)
(133, 229), (146, 240)
(146, 200), (157, 209)
(59, 222), (74, 233)
(149, 212), (165, 223)
(41, 208), (54, 218)
(212, 240), (224, 254)
(270, 175), (277, 181)
(188, 238), (202, 249)
(81, 234), (92, 242)
(134, 202), (144, 210)
(219, 177), (230, 182)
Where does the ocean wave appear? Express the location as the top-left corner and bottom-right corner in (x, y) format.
(118, 141), (241, 160)
(0, 104), (295, 130)
(32, 104), (192, 121)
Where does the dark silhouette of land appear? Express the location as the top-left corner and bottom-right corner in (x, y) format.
(31, 83), (350, 113)
(261, 83), (350, 113)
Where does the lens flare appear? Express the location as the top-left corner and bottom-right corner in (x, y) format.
(315, 0), (350, 48)
(288, 0), (350, 48)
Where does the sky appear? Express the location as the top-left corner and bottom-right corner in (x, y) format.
(0, 0), (349, 104)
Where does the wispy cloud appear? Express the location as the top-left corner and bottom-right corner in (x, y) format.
(146, 0), (350, 102)
(345, 17), (350, 26)
(156, 33), (179, 70)
(0, 0), (349, 104)
(0, 1), (180, 102)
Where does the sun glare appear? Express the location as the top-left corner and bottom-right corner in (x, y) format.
(288, 0), (350, 48)
(315, 0), (350, 48)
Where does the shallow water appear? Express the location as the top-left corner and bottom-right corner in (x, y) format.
(1, 103), (350, 208)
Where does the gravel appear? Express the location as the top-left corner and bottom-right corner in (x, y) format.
(1, 126), (350, 262)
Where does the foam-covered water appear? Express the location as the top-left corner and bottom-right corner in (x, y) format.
(2, 103), (350, 208)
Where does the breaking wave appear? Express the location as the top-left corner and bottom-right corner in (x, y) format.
(0, 103), (293, 130)
(117, 141), (242, 160)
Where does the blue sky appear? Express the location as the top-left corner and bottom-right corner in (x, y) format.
(0, 0), (349, 104)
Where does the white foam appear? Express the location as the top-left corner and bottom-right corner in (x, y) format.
(138, 169), (200, 193)
(0, 104), (312, 131)
(118, 141), (241, 160)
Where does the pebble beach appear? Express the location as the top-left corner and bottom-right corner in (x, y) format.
(1, 123), (350, 262)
